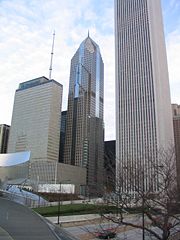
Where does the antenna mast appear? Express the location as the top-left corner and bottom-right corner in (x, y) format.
(49, 30), (55, 80)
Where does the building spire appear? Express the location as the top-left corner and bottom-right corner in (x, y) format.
(49, 30), (55, 80)
(88, 30), (90, 38)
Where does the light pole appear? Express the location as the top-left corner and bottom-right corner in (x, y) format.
(57, 182), (61, 225)
(57, 180), (70, 225)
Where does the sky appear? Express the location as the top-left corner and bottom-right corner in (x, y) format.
(0, 0), (179, 141)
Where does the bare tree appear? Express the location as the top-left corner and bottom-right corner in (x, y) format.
(103, 147), (180, 240)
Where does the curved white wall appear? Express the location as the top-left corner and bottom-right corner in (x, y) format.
(0, 151), (30, 184)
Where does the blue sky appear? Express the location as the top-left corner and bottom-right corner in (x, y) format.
(0, 0), (179, 140)
(162, 0), (180, 33)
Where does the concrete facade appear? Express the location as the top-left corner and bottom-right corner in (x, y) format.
(8, 76), (63, 164)
(115, 0), (174, 191)
(30, 161), (86, 194)
(6, 77), (86, 193)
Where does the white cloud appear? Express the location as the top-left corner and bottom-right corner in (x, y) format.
(166, 30), (180, 104)
(0, 0), (116, 140)
(0, 0), (179, 142)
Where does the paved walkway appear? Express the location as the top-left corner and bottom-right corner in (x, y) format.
(0, 226), (14, 240)
(46, 214), (100, 224)
(0, 197), (77, 240)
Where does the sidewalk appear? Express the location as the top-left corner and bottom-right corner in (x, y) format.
(46, 214), (101, 224)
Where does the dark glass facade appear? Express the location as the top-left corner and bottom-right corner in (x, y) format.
(59, 111), (67, 163)
(104, 140), (116, 191)
(0, 124), (10, 153)
(64, 35), (104, 196)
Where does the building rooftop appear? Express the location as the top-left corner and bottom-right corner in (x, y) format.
(17, 76), (62, 91)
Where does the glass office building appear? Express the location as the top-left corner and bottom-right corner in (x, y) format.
(64, 35), (104, 195)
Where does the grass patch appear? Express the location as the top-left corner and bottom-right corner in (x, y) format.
(33, 204), (118, 217)
(33, 203), (148, 217)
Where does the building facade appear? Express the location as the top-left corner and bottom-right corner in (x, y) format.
(0, 124), (10, 153)
(59, 111), (67, 163)
(172, 104), (180, 116)
(115, 0), (174, 192)
(64, 35), (104, 195)
(104, 140), (116, 191)
(172, 104), (180, 191)
(30, 161), (86, 194)
(8, 76), (63, 167)
(0, 151), (86, 194)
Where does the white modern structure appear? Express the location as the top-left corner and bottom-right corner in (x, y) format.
(30, 160), (86, 194)
(0, 151), (86, 194)
(8, 76), (63, 164)
(0, 151), (30, 184)
(115, 0), (174, 191)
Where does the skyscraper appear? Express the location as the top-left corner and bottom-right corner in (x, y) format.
(8, 76), (63, 164)
(172, 104), (180, 191)
(59, 110), (67, 163)
(64, 35), (104, 195)
(0, 124), (10, 153)
(115, 0), (174, 191)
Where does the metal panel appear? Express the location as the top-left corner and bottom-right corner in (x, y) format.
(0, 151), (30, 167)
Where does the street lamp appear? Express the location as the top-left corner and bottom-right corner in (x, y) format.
(57, 180), (70, 225)
(57, 183), (61, 225)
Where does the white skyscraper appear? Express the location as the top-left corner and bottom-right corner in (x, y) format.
(115, 0), (174, 191)
(8, 76), (63, 164)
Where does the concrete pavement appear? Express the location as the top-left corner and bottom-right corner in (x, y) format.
(0, 226), (14, 240)
(46, 214), (100, 224)
(0, 197), (78, 240)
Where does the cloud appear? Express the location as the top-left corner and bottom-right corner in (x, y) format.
(166, 30), (180, 104)
(0, 0), (116, 140)
(0, 0), (179, 141)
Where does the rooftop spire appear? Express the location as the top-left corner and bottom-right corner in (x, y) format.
(88, 30), (90, 38)
(49, 30), (55, 80)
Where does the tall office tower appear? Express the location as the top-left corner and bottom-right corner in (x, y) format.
(172, 104), (180, 190)
(59, 111), (67, 163)
(0, 124), (10, 153)
(115, 0), (174, 191)
(64, 35), (104, 195)
(8, 76), (63, 165)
